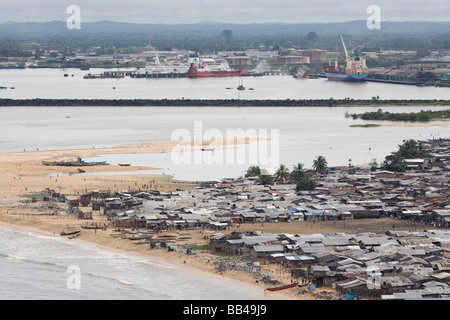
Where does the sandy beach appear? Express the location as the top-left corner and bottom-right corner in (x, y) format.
(0, 139), (303, 300)
(0, 140), (420, 300)
(0, 137), (254, 210)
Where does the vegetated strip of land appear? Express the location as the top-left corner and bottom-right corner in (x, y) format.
(349, 108), (450, 121)
(0, 98), (449, 107)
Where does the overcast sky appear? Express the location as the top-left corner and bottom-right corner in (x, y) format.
(1, 0), (449, 24)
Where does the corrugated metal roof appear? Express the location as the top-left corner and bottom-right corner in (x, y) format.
(285, 255), (315, 261)
(253, 245), (284, 253)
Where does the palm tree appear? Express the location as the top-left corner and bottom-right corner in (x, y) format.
(290, 162), (306, 183)
(274, 164), (290, 183)
(397, 139), (430, 159)
(313, 155), (328, 173)
(292, 162), (305, 173)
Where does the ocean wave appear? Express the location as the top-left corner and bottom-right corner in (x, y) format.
(0, 251), (69, 272)
(4, 254), (28, 261)
(0, 226), (61, 243)
(112, 251), (177, 270)
(85, 271), (174, 299)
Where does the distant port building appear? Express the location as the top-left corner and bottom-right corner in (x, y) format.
(224, 56), (252, 66)
(297, 49), (327, 62)
(276, 55), (310, 65)
(367, 67), (439, 85)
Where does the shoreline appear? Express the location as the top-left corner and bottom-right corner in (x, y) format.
(0, 215), (297, 300)
(3, 138), (446, 300)
(0, 139), (433, 300)
(0, 139), (303, 300)
(0, 207), (421, 300)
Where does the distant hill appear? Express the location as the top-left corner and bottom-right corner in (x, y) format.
(0, 20), (448, 53)
(2, 20), (450, 36)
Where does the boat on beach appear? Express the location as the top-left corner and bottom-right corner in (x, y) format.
(266, 283), (299, 292)
(133, 241), (151, 245)
(42, 157), (109, 167)
(68, 232), (83, 239)
(81, 225), (104, 230)
(60, 230), (81, 236)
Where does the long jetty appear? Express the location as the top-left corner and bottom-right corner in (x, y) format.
(0, 99), (449, 107)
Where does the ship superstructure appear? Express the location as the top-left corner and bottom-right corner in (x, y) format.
(322, 36), (368, 81)
(143, 55), (190, 75)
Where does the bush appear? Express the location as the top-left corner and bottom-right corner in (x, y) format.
(296, 177), (317, 191)
(258, 174), (273, 185)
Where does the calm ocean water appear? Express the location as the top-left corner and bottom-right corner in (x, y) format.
(0, 226), (268, 300)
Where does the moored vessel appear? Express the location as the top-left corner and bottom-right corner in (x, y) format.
(322, 36), (368, 82)
(186, 63), (248, 78)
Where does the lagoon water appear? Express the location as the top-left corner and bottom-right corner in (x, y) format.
(0, 105), (448, 181)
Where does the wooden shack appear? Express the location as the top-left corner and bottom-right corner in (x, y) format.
(80, 193), (92, 207)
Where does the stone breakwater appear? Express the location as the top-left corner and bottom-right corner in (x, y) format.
(0, 98), (449, 107)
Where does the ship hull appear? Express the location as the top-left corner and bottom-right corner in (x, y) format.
(185, 63), (248, 78)
(325, 73), (367, 82)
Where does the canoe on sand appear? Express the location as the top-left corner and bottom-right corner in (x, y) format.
(266, 283), (298, 292)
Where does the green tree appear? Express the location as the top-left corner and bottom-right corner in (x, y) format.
(290, 163), (306, 183)
(258, 173), (273, 185)
(274, 164), (290, 183)
(245, 165), (261, 177)
(348, 158), (356, 173)
(382, 154), (407, 172)
(369, 158), (378, 171)
(307, 31), (319, 41)
(296, 177), (317, 191)
(313, 155), (328, 173)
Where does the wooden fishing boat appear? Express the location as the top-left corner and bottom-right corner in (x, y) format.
(81, 225), (103, 230)
(110, 233), (124, 238)
(78, 168), (86, 173)
(42, 160), (65, 166)
(266, 283), (299, 292)
(131, 230), (157, 234)
(60, 230), (81, 236)
(68, 232), (83, 239)
(133, 241), (151, 245)
(118, 163), (130, 166)
(77, 160), (108, 167)
(176, 237), (192, 241)
(42, 158), (109, 167)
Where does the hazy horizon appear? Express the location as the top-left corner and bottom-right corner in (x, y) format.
(1, 19), (450, 25)
(0, 1), (448, 24)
